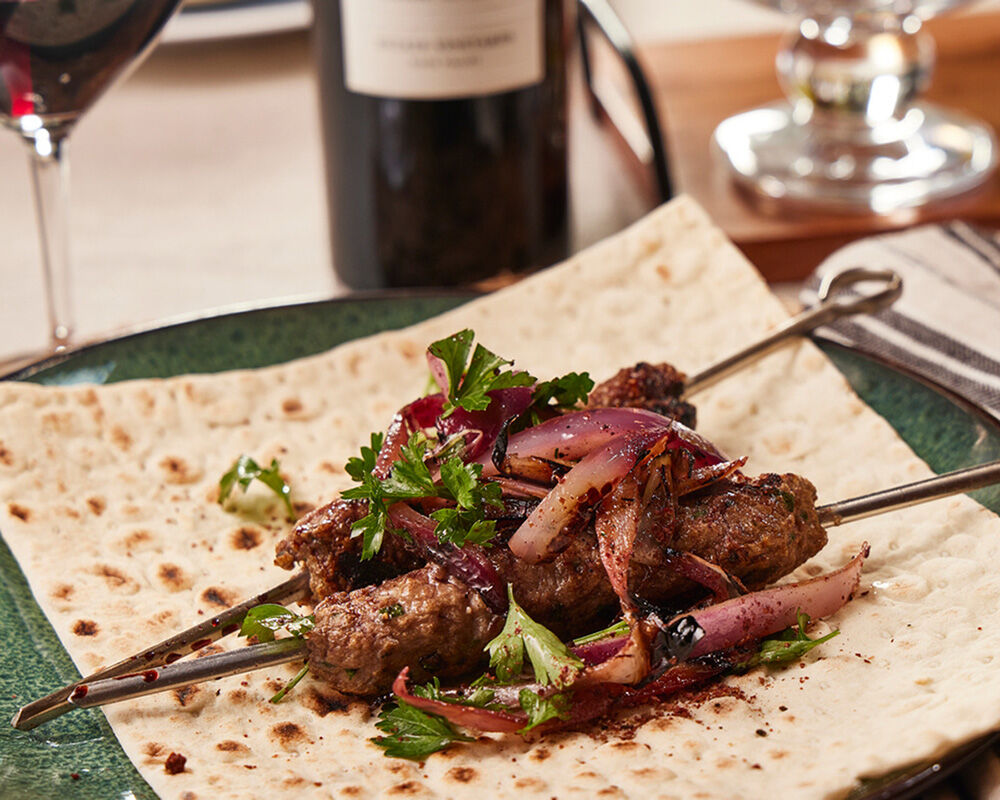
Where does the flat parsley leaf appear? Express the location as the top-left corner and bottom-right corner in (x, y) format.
(342, 433), (435, 560)
(486, 585), (583, 688)
(219, 455), (295, 520)
(428, 330), (534, 417)
(239, 603), (315, 643)
(371, 701), (473, 761)
(738, 610), (840, 671)
(531, 371), (594, 411)
(518, 689), (571, 733)
(344, 433), (504, 558)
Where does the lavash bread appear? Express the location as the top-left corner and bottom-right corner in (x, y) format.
(2, 196), (999, 799)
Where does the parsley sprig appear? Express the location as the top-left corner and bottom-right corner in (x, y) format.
(486, 585), (583, 688)
(429, 329), (535, 417)
(737, 610), (840, 671)
(219, 455), (295, 520)
(343, 432), (503, 560)
(371, 700), (473, 761)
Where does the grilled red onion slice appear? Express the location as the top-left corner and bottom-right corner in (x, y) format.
(661, 550), (746, 602)
(595, 474), (642, 612)
(387, 503), (507, 614)
(673, 457), (747, 496)
(571, 634), (629, 665)
(675, 545), (868, 660)
(623, 658), (731, 705)
(482, 408), (717, 474)
(508, 427), (676, 563)
(392, 668), (525, 733)
(436, 387), (534, 462)
(375, 395), (445, 478)
(575, 624), (651, 686)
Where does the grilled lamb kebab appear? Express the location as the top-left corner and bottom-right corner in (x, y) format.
(282, 472), (826, 695)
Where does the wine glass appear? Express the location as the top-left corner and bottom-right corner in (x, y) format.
(713, 0), (997, 213)
(0, 0), (184, 353)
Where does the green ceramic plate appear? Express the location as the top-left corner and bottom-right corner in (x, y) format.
(1, 294), (998, 800)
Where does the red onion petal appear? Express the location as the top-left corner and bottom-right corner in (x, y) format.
(508, 427), (675, 563)
(673, 457), (747, 496)
(392, 668), (526, 733)
(683, 545), (868, 659)
(375, 394), (446, 478)
(623, 659), (730, 705)
(575, 625), (650, 686)
(662, 550), (747, 602)
(479, 408), (677, 474)
(595, 474), (642, 612)
(570, 635), (629, 665)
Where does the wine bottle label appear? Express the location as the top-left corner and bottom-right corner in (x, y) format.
(340, 0), (544, 99)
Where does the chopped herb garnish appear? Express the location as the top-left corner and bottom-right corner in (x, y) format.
(530, 372), (594, 412)
(486, 585), (583, 688)
(343, 432), (503, 559)
(271, 663), (310, 704)
(738, 610), (839, 671)
(218, 455), (295, 520)
(428, 329), (534, 417)
(379, 602), (405, 619)
(518, 689), (571, 733)
(371, 700), (473, 760)
(780, 490), (796, 512)
(572, 618), (630, 646)
(239, 603), (315, 642)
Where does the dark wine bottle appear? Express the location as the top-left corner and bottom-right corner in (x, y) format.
(312, 0), (570, 289)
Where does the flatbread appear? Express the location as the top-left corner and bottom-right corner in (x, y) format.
(2, 196), (999, 799)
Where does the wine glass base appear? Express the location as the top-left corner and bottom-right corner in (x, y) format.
(714, 101), (997, 214)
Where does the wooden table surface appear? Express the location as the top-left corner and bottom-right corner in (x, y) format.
(641, 12), (1000, 281)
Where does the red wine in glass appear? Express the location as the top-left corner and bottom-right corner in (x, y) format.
(0, 0), (183, 351)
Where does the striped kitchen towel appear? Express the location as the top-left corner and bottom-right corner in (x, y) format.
(800, 221), (1000, 422)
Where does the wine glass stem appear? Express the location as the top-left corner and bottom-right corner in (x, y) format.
(25, 133), (73, 350)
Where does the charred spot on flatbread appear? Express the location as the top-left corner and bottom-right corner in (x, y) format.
(110, 426), (133, 451)
(159, 455), (201, 484)
(303, 688), (349, 717)
(173, 685), (201, 707)
(201, 586), (238, 608)
(446, 767), (478, 783)
(7, 503), (30, 521)
(86, 496), (106, 515)
(157, 563), (192, 592)
(230, 526), (263, 551)
(51, 583), (74, 601)
(0, 441), (13, 466)
(216, 740), (249, 754)
(72, 619), (98, 636)
(270, 722), (307, 748)
(281, 398), (304, 415)
(92, 564), (139, 593)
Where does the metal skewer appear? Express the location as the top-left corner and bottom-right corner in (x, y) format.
(683, 266), (902, 396)
(13, 458), (998, 729)
(10, 570), (308, 731)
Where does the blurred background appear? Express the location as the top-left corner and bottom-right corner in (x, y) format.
(1, 0), (998, 366)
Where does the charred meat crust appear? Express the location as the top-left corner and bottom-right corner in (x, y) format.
(275, 499), (422, 600)
(307, 565), (502, 695)
(586, 362), (696, 429)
